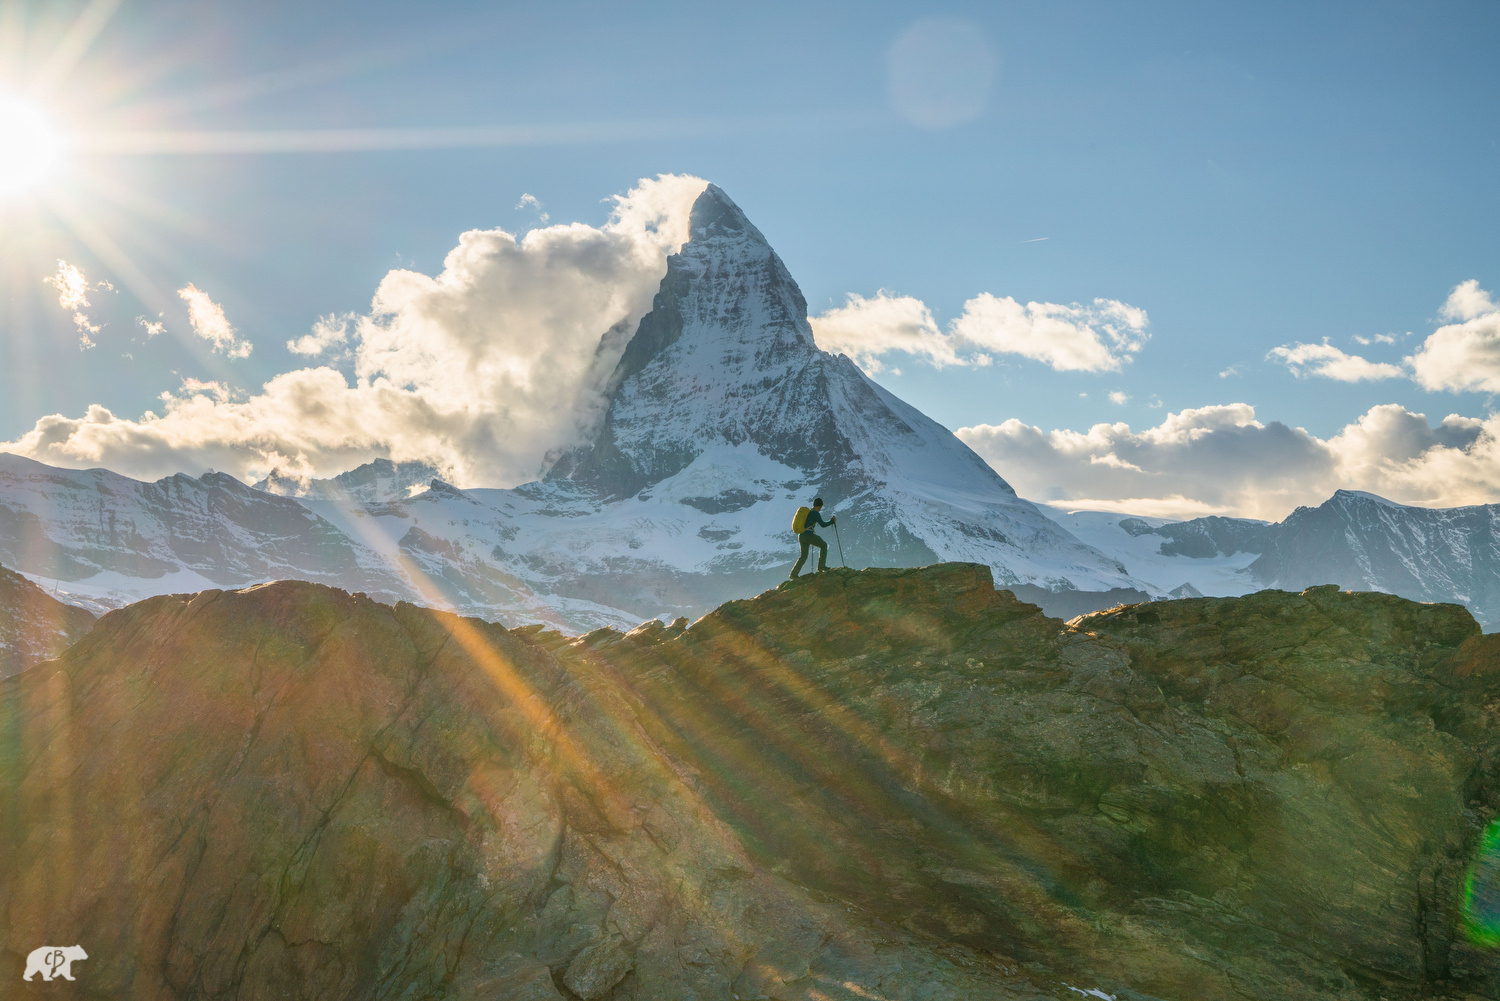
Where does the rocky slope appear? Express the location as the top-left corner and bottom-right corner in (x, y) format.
(3, 565), (1498, 999)
(0, 561), (93, 677)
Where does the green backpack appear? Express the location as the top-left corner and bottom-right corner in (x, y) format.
(791, 506), (812, 534)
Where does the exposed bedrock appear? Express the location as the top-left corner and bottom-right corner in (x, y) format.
(2, 564), (1498, 999)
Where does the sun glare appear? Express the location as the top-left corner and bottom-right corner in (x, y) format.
(0, 95), (60, 197)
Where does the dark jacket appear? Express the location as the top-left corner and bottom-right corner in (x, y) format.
(801, 510), (833, 535)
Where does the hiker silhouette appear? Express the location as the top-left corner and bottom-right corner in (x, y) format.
(790, 498), (835, 578)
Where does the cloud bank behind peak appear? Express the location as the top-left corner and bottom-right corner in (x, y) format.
(959, 402), (1495, 521)
(2, 174), (710, 487)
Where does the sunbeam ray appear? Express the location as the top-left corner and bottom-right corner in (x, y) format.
(29, 0), (122, 99)
(65, 110), (879, 155)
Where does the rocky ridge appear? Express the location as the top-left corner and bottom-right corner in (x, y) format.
(3, 565), (1499, 999)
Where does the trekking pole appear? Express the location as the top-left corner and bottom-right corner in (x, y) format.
(834, 520), (846, 567)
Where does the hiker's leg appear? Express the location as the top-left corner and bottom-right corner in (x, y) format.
(791, 536), (811, 577)
(814, 535), (828, 571)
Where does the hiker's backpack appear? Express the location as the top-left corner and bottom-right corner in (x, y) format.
(792, 506), (812, 534)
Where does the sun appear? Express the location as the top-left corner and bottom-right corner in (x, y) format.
(0, 95), (60, 197)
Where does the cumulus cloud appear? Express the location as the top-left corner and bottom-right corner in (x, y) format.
(6, 369), (430, 484)
(1108, 391), (1129, 404)
(3, 174), (711, 487)
(287, 312), (353, 356)
(958, 402), (1500, 521)
(1262, 282), (1500, 391)
(808, 291), (959, 373)
(178, 284), (251, 358)
(1407, 280), (1500, 393)
(1262, 280), (1500, 394)
(43, 260), (113, 349)
(1440, 279), (1496, 322)
(1266, 340), (1405, 382)
(953, 294), (1148, 372)
(137, 315), (165, 337)
(810, 290), (1149, 374)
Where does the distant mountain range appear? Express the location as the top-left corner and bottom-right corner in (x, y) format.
(0, 185), (1498, 630)
(1052, 489), (1500, 627)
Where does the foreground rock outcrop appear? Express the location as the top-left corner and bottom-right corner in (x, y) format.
(3, 564), (1499, 999)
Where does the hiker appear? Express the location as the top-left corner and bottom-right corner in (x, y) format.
(790, 497), (835, 578)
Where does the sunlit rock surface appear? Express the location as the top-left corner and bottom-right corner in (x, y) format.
(3, 564), (1499, 999)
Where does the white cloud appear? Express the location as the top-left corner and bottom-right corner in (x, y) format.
(1440, 278), (1496, 322)
(2, 174), (710, 487)
(1407, 280), (1500, 393)
(6, 369), (425, 484)
(1266, 340), (1404, 382)
(958, 402), (1500, 521)
(287, 312), (353, 356)
(178, 284), (252, 359)
(44, 260), (91, 311)
(43, 260), (112, 349)
(807, 291), (961, 373)
(136, 315), (165, 337)
(952, 294), (1148, 372)
(516, 193), (549, 224)
(1108, 391), (1129, 404)
(810, 290), (1149, 374)
(1268, 282), (1500, 394)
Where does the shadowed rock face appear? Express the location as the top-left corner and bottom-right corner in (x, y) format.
(3, 565), (1499, 1000)
(0, 561), (93, 677)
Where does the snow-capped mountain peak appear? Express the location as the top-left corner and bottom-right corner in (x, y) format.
(544, 184), (1139, 592)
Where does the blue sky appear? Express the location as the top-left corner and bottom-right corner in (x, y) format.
(2, 0), (1498, 517)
